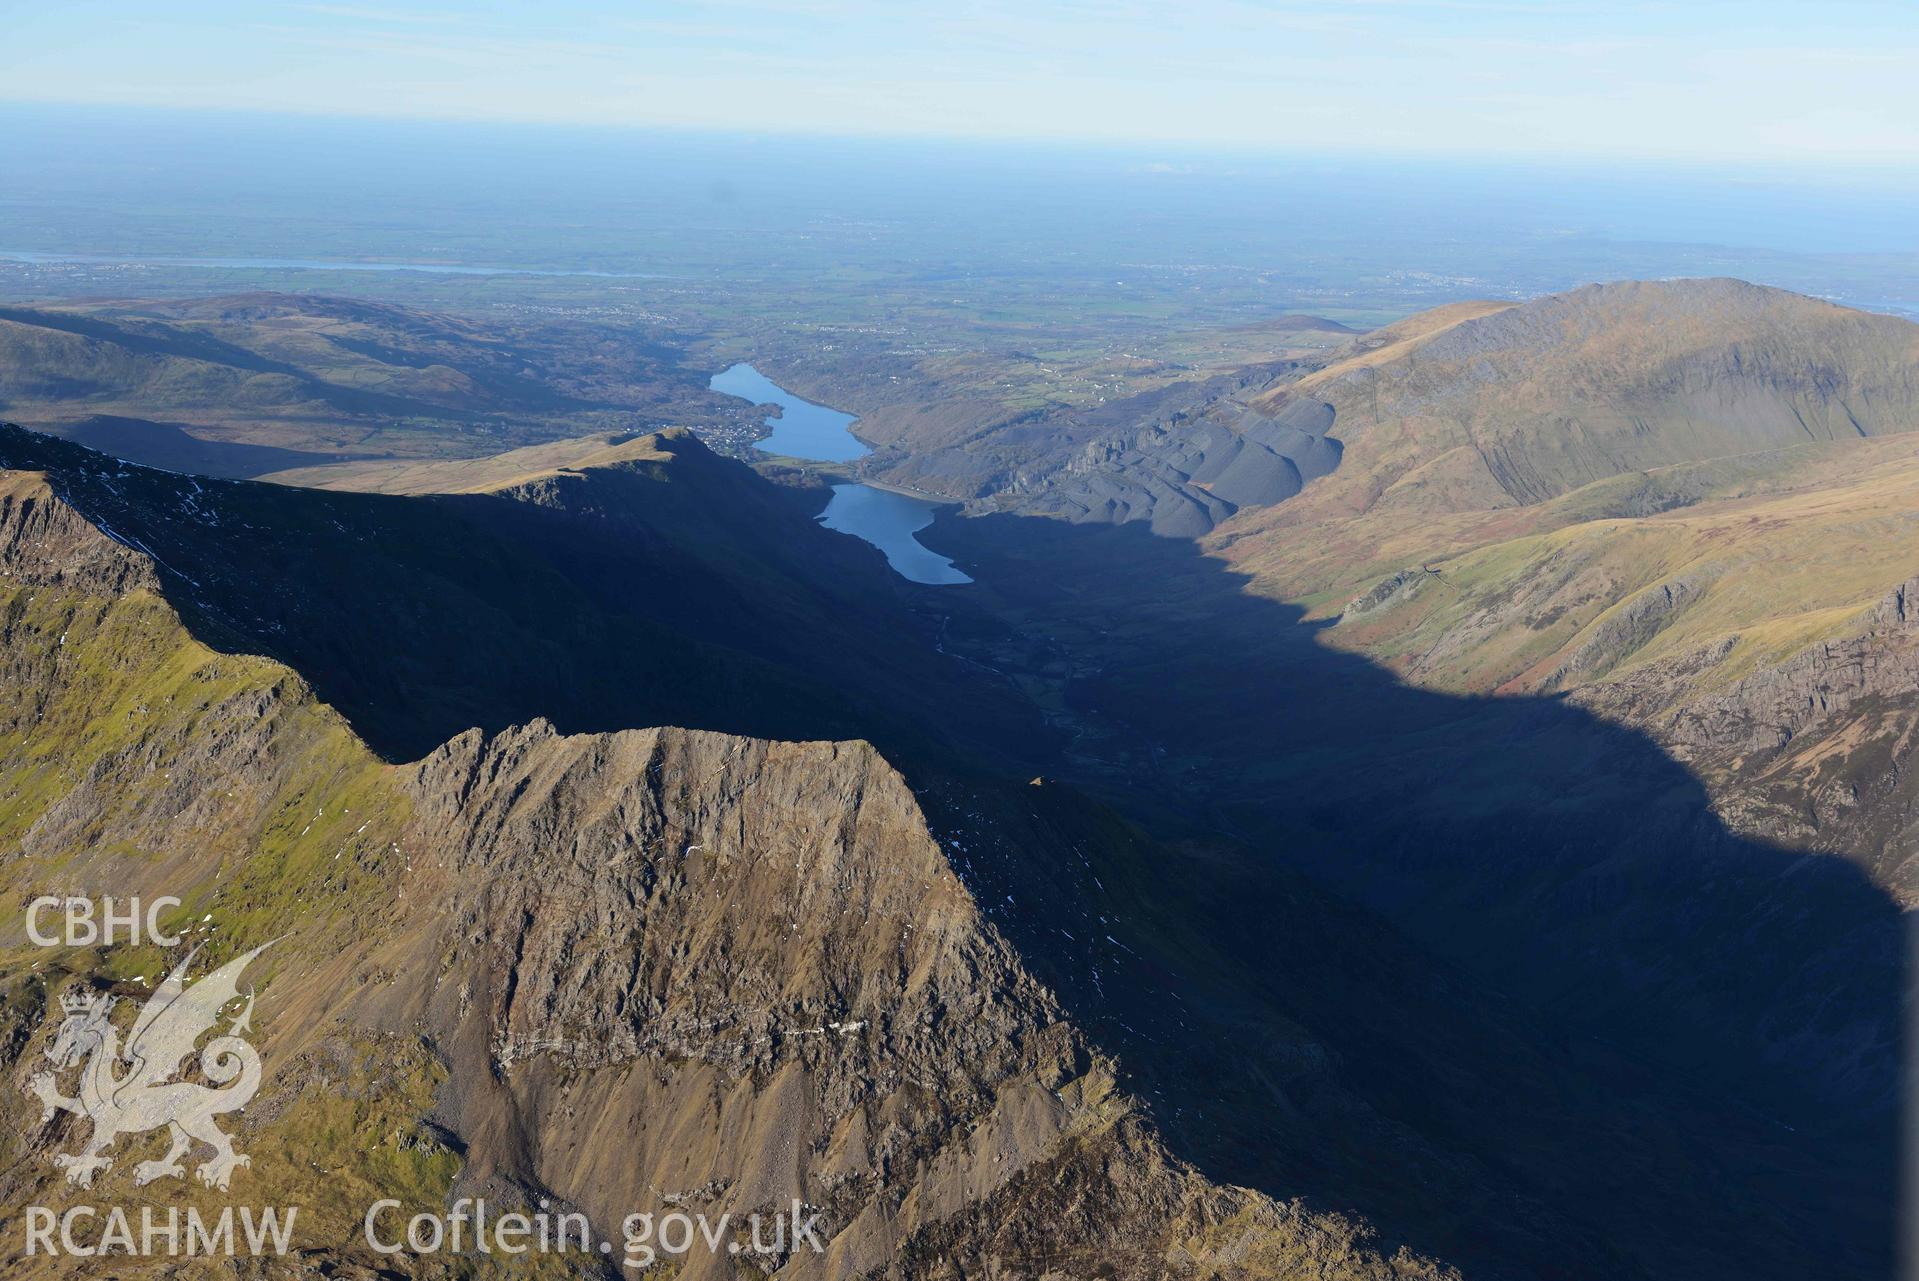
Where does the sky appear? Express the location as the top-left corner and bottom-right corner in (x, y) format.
(1, 1), (1916, 163)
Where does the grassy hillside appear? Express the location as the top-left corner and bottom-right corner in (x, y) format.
(0, 293), (752, 471)
(1182, 284), (1919, 885)
(1295, 435), (1919, 690)
(1268, 278), (1919, 517)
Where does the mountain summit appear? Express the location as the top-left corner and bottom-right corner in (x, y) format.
(1285, 277), (1919, 512)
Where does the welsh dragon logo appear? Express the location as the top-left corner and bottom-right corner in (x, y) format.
(27, 941), (274, 1192)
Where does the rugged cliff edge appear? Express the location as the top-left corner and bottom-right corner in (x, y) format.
(1573, 575), (1919, 888)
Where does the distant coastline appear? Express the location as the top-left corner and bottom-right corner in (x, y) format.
(0, 250), (666, 279)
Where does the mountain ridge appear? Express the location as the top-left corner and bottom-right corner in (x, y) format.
(0, 421), (1043, 769)
(1281, 277), (1919, 516)
(3, 418), (1894, 1277)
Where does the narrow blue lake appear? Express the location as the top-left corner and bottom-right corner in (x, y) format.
(818, 484), (973, 585)
(708, 364), (971, 585)
(709, 362), (871, 464)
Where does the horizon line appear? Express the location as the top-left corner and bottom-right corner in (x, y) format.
(4, 96), (1918, 175)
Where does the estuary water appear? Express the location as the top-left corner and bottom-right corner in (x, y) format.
(708, 363), (971, 585)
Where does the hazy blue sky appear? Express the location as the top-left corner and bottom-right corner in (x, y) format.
(2, 1), (1915, 161)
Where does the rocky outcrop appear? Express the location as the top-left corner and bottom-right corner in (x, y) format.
(0, 470), (158, 596)
(1663, 577), (1919, 756)
(1545, 571), (1711, 687)
(369, 720), (1447, 1279)
(1341, 566), (1436, 622)
(1570, 576), (1919, 889)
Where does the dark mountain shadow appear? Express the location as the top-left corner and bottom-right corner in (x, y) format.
(0, 424), (1055, 773)
(920, 508), (1907, 1280)
(36, 415), (365, 478)
(1, 424), (1903, 1277)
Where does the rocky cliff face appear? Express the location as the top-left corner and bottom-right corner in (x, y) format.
(0, 471), (159, 596)
(1575, 576), (1919, 889)
(1655, 576), (1919, 757)
(360, 721), (1452, 1280)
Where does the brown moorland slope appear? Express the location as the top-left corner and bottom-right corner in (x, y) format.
(1260, 277), (1919, 519)
(1203, 284), (1919, 886)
